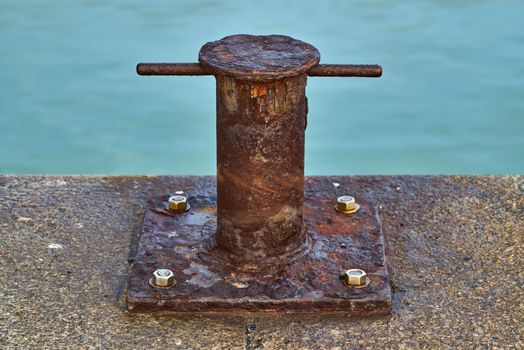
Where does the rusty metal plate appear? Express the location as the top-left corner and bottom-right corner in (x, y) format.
(127, 180), (391, 315)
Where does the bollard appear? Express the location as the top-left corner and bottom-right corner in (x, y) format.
(127, 34), (392, 314)
(205, 35), (315, 260)
(140, 35), (379, 259)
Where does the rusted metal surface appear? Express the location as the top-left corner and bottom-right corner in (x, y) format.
(129, 34), (387, 314)
(202, 35), (312, 259)
(199, 34), (320, 81)
(137, 63), (382, 77)
(137, 34), (381, 78)
(215, 73), (307, 259)
(308, 64), (382, 77)
(126, 178), (391, 314)
(136, 63), (211, 76)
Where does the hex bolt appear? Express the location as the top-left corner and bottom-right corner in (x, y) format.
(167, 194), (189, 212)
(150, 268), (175, 288)
(335, 195), (360, 214)
(343, 268), (368, 287)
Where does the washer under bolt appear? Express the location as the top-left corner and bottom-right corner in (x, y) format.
(167, 194), (189, 212)
(150, 268), (175, 288)
(335, 195), (360, 214)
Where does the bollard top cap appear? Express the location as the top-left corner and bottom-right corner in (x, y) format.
(199, 34), (320, 82)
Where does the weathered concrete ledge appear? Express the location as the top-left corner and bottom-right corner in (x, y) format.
(0, 175), (522, 349)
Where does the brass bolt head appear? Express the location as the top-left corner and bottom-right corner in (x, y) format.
(336, 195), (360, 214)
(152, 268), (175, 287)
(167, 195), (188, 212)
(343, 268), (367, 287)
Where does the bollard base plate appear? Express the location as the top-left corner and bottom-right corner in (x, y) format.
(127, 178), (391, 315)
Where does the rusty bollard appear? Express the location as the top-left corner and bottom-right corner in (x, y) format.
(129, 34), (391, 314)
(138, 35), (381, 260)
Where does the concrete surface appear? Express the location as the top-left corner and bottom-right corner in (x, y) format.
(0, 175), (522, 349)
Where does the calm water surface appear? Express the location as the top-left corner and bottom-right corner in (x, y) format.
(1, 1), (523, 174)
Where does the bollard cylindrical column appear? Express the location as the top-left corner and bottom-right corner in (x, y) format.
(199, 35), (320, 259)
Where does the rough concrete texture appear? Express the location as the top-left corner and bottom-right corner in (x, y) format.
(0, 175), (522, 349)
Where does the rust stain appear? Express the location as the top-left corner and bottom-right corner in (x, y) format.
(215, 72), (306, 259)
(250, 83), (267, 98)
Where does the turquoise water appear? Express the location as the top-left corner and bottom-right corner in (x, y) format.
(1, 1), (523, 175)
